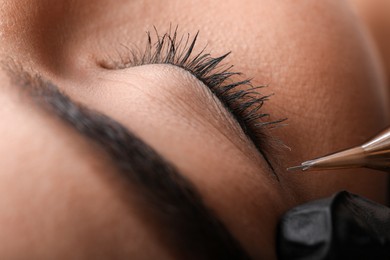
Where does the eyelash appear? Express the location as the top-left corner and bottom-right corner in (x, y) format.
(99, 27), (285, 166)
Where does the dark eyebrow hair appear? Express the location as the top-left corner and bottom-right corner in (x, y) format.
(4, 64), (252, 260)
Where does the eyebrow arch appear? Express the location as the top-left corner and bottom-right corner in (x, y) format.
(4, 64), (252, 260)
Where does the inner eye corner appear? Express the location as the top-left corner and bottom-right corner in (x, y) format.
(96, 58), (132, 71)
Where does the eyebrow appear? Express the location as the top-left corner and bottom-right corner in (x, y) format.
(4, 65), (252, 260)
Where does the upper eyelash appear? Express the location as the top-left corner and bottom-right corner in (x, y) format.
(99, 27), (285, 170)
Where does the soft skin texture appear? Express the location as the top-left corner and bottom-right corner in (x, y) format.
(349, 0), (390, 96)
(0, 0), (389, 259)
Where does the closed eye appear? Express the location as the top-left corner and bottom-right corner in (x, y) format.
(98, 27), (285, 177)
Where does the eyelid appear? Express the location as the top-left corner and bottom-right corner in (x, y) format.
(99, 28), (285, 177)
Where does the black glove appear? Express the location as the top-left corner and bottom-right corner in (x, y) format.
(277, 191), (390, 260)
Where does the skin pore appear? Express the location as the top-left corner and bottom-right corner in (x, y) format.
(0, 0), (390, 259)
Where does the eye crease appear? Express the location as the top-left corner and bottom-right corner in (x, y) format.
(99, 27), (285, 176)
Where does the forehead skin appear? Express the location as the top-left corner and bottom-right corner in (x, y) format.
(0, 0), (389, 259)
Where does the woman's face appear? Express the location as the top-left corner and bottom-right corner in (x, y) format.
(0, 0), (388, 259)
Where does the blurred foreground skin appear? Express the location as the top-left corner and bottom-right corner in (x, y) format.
(0, 0), (390, 259)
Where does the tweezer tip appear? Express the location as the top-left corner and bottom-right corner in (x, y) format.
(287, 165), (305, 172)
(287, 161), (314, 172)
